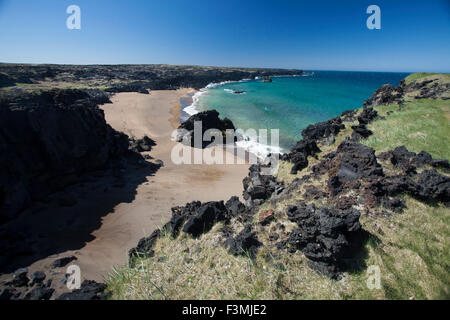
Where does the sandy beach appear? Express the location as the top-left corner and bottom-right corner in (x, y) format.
(1, 88), (250, 291)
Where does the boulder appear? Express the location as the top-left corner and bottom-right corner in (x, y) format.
(12, 268), (29, 287)
(225, 225), (262, 259)
(30, 271), (46, 285)
(176, 110), (235, 148)
(57, 280), (106, 300)
(0, 287), (20, 300)
(24, 286), (54, 300)
(286, 203), (362, 278)
(128, 229), (161, 266)
(182, 201), (228, 238)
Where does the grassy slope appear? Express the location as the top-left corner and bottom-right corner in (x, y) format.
(107, 74), (450, 300)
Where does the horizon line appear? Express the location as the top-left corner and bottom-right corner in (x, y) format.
(1, 61), (448, 74)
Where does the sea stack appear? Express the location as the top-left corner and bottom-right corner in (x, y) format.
(262, 76), (272, 83)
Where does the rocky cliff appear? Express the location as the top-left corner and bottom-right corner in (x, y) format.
(0, 89), (133, 222)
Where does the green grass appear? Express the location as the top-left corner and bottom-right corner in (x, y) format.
(363, 98), (450, 159)
(404, 73), (450, 84)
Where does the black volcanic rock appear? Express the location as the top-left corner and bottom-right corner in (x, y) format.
(182, 201), (228, 238)
(225, 225), (261, 259)
(57, 280), (107, 300)
(128, 229), (161, 266)
(129, 136), (156, 153)
(286, 203), (362, 278)
(176, 110), (235, 148)
(351, 124), (373, 140)
(11, 268), (29, 287)
(0, 72), (15, 88)
(24, 286), (54, 300)
(363, 84), (404, 107)
(358, 107), (379, 124)
(243, 164), (282, 208)
(302, 117), (345, 141)
(0, 89), (131, 222)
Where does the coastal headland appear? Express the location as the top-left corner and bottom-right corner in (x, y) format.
(0, 65), (448, 300)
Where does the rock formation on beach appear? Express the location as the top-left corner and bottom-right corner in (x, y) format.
(175, 110), (236, 148)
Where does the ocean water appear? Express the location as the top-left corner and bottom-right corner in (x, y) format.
(183, 71), (410, 155)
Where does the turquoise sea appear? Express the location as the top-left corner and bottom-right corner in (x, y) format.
(183, 71), (410, 154)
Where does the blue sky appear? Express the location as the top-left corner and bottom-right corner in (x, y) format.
(0, 0), (449, 72)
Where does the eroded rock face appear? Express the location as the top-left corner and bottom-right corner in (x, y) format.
(0, 89), (131, 222)
(176, 110), (235, 148)
(285, 203), (362, 278)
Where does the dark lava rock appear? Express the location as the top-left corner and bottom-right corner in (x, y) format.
(128, 229), (161, 266)
(130, 136), (156, 153)
(351, 124), (373, 140)
(358, 107), (379, 125)
(418, 170), (450, 203)
(57, 280), (107, 300)
(363, 84), (404, 107)
(340, 109), (357, 122)
(24, 286), (54, 300)
(0, 72), (16, 88)
(30, 271), (46, 285)
(52, 256), (77, 268)
(381, 197), (406, 213)
(286, 203), (362, 278)
(328, 176), (343, 197)
(380, 146), (449, 174)
(412, 151), (433, 167)
(379, 146), (418, 174)
(0, 287), (20, 300)
(365, 168), (450, 208)
(164, 201), (202, 238)
(176, 110), (235, 148)
(182, 201), (228, 238)
(285, 139), (321, 174)
(302, 117), (345, 141)
(225, 196), (252, 223)
(303, 185), (327, 200)
(12, 268), (29, 287)
(315, 140), (383, 196)
(225, 225), (262, 259)
(243, 164), (282, 208)
(431, 159), (450, 169)
(0, 88), (131, 222)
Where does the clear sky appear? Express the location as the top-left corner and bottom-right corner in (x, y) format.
(0, 0), (449, 72)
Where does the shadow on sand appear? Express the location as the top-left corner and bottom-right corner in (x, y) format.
(0, 157), (160, 274)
